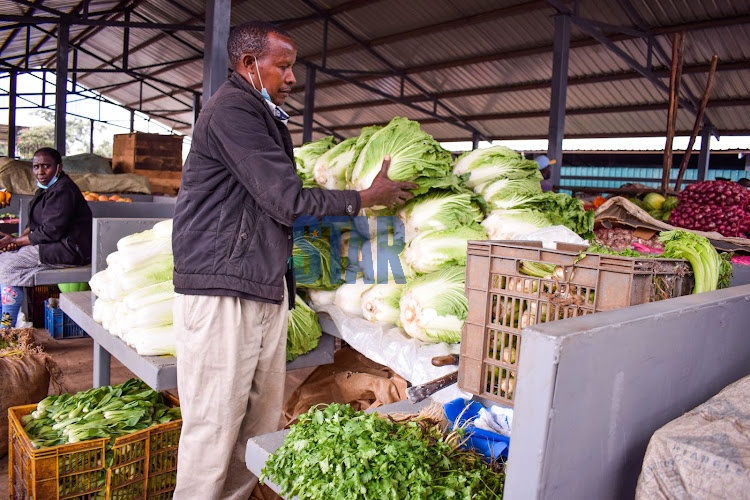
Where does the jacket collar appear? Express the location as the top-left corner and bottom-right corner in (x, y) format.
(229, 72), (289, 124)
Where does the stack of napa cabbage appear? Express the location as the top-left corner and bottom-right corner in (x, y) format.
(89, 221), (324, 360)
(453, 145), (593, 240)
(289, 120), (596, 346)
(88, 219), (176, 356)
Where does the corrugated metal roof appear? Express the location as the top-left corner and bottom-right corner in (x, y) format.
(0, 0), (749, 146)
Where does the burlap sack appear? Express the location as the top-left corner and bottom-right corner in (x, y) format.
(0, 329), (61, 458)
(282, 346), (408, 427)
(636, 374), (750, 499)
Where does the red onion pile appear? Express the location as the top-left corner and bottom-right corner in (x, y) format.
(668, 180), (750, 238)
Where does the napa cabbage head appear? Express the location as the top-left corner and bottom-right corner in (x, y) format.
(287, 295), (323, 361)
(295, 136), (336, 188)
(334, 281), (374, 317)
(348, 117), (454, 196)
(399, 266), (467, 344)
(481, 209), (552, 240)
(293, 234), (346, 290)
(397, 190), (485, 241)
(477, 177), (543, 210)
(454, 145), (543, 188)
(515, 192), (595, 238)
(361, 283), (404, 324)
(313, 137), (358, 190)
(402, 223), (488, 274)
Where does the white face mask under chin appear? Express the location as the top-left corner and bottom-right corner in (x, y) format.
(248, 57), (272, 103)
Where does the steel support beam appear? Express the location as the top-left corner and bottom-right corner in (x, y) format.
(192, 92), (201, 130)
(122, 10), (130, 70)
(55, 22), (69, 155)
(472, 132), (480, 150)
(696, 125), (713, 182)
(7, 70), (16, 158)
(302, 65), (316, 143)
(89, 118), (95, 153)
(547, 10), (571, 189)
(203, 0), (230, 103)
(129, 108), (135, 132)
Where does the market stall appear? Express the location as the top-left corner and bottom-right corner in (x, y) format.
(58, 217), (338, 391)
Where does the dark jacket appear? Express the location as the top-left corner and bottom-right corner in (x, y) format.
(172, 72), (360, 306)
(28, 171), (93, 265)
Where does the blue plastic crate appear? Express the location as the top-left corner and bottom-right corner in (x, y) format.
(44, 299), (87, 339)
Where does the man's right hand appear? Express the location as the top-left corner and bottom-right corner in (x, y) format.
(358, 156), (419, 209)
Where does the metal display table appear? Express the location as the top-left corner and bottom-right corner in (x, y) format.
(60, 291), (337, 392)
(60, 291), (177, 390)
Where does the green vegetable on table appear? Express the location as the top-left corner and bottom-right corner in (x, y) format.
(658, 230), (723, 294)
(21, 378), (180, 452)
(287, 294), (322, 361)
(261, 403), (505, 499)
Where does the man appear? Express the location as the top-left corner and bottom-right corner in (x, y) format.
(171, 21), (416, 499)
(536, 154), (556, 192)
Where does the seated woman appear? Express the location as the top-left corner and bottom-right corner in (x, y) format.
(0, 147), (93, 328)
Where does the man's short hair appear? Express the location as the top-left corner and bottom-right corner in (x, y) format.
(227, 21), (293, 68)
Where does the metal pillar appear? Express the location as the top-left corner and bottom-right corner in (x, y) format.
(472, 132), (480, 150)
(302, 65), (316, 143)
(547, 11), (571, 190)
(192, 92), (201, 128)
(55, 22), (70, 156)
(129, 109), (135, 132)
(122, 10), (130, 70)
(203, 0), (230, 103)
(696, 125), (712, 182)
(89, 118), (95, 154)
(8, 70), (16, 158)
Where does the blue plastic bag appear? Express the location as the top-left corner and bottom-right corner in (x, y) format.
(443, 398), (510, 460)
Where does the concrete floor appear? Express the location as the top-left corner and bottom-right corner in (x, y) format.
(1, 328), (314, 498)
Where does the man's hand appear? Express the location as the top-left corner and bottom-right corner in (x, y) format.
(358, 156), (419, 209)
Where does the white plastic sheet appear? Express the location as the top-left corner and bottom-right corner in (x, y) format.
(315, 304), (471, 403)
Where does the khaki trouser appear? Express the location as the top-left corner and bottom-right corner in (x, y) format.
(173, 292), (288, 500)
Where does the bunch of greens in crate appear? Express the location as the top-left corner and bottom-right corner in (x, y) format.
(21, 378), (180, 453)
(261, 403), (505, 499)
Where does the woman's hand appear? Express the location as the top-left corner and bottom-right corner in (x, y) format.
(0, 232), (16, 252)
(358, 156), (418, 209)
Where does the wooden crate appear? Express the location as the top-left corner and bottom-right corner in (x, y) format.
(112, 132), (183, 173)
(113, 132), (183, 195)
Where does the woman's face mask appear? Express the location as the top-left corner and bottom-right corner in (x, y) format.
(32, 154), (61, 189)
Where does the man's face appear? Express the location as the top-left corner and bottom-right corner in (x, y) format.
(32, 152), (59, 186)
(256, 33), (297, 106)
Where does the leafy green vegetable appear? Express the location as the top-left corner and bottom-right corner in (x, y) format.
(22, 378), (180, 451)
(313, 137), (359, 190)
(399, 266), (468, 343)
(293, 234), (345, 290)
(718, 252), (733, 290)
(261, 403), (505, 499)
(287, 294), (322, 361)
(361, 283), (404, 324)
(295, 136), (337, 188)
(397, 189), (485, 241)
(348, 117), (455, 197)
(515, 192), (595, 239)
(585, 243), (648, 258)
(476, 177), (543, 210)
(659, 229), (722, 294)
(481, 209), (552, 240)
(402, 223), (488, 274)
(453, 145), (542, 188)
